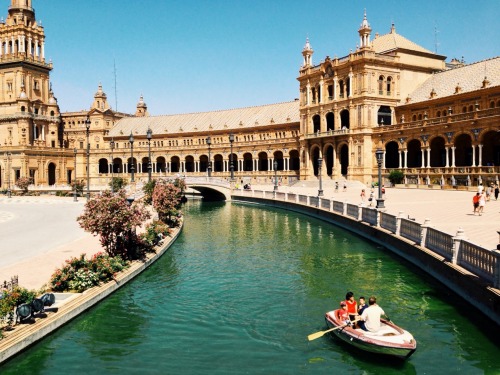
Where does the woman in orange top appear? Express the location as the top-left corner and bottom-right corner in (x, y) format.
(345, 291), (358, 321)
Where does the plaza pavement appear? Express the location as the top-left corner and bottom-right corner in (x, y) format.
(0, 185), (499, 291)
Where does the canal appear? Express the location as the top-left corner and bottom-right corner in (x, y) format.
(1, 201), (499, 374)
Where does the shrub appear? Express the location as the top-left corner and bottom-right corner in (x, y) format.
(15, 177), (33, 194)
(142, 220), (171, 246)
(77, 190), (151, 259)
(152, 180), (183, 227)
(49, 253), (129, 292)
(109, 177), (128, 192)
(388, 170), (404, 185)
(0, 286), (36, 327)
(142, 179), (157, 205)
(70, 179), (85, 196)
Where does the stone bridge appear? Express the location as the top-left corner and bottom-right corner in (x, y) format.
(184, 177), (232, 201)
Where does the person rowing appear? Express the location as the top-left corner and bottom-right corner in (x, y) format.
(358, 296), (385, 332)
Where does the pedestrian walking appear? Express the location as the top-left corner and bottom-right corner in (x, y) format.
(478, 191), (486, 216)
(368, 189), (374, 206)
(360, 189), (366, 204)
(486, 184), (492, 202)
(472, 192), (480, 215)
(343, 183), (347, 192)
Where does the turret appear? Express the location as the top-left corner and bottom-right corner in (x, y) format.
(7, 0), (35, 26)
(135, 95), (149, 117)
(358, 9), (372, 49)
(91, 83), (110, 111)
(302, 37), (313, 67)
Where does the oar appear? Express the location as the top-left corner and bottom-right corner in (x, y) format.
(308, 319), (359, 341)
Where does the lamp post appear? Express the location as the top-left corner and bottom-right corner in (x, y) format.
(85, 115), (91, 201)
(317, 157), (324, 196)
(375, 148), (385, 209)
(110, 139), (115, 193)
(146, 128), (152, 182)
(229, 133), (234, 181)
(7, 152), (11, 198)
(73, 148), (77, 201)
(273, 160), (278, 191)
(206, 136), (212, 177)
(129, 132), (135, 182)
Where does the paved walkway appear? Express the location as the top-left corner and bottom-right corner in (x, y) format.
(0, 185), (499, 291)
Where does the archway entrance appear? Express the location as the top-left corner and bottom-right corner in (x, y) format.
(340, 145), (349, 176)
(48, 163), (56, 185)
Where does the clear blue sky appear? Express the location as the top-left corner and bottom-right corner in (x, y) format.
(25, 0), (499, 115)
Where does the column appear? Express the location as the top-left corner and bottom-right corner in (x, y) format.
(451, 147), (456, 167)
(445, 147), (449, 167)
(403, 150), (408, 169)
(4, 39), (8, 55)
(426, 148), (431, 168)
(478, 144), (483, 167)
(306, 81), (311, 105)
(11, 37), (15, 54)
(41, 41), (45, 60)
(348, 72), (353, 97)
(35, 38), (39, 58)
(421, 149), (425, 168)
(167, 162), (171, 172)
(319, 78), (323, 104)
(28, 37), (32, 56)
(333, 76), (337, 100)
(471, 145), (476, 167)
(398, 150), (402, 168)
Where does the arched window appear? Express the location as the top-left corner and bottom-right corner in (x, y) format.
(436, 110), (441, 118)
(312, 115), (320, 133)
(378, 75), (384, 94)
(468, 105), (474, 112)
(412, 114), (417, 121)
(462, 106), (467, 113)
(418, 114), (422, 120)
(386, 77), (392, 95)
(339, 80), (344, 98)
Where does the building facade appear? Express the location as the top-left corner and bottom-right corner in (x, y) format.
(0, 3), (498, 191)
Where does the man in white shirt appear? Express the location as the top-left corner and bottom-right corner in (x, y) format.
(359, 296), (385, 332)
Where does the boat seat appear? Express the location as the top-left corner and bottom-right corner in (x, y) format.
(363, 324), (399, 336)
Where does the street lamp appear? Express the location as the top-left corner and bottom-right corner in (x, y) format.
(85, 115), (91, 201)
(129, 132), (135, 182)
(206, 136), (212, 177)
(7, 152), (11, 198)
(110, 139), (115, 193)
(146, 128), (152, 182)
(273, 160), (278, 191)
(229, 133), (235, 181)
(73, 148), (78, 201)
(375, 148), (385, 209)
(317, 157), (324, 196)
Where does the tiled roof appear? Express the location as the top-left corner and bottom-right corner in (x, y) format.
(108, 100), (300, 137)
(372, 27), (433, 55)
(407, 57), (500, 104)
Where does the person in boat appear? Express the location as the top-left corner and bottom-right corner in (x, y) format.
(345, 292), (358, 321)
(337, 301), (351, 325)
(358, 296), (367, 315)
(358, 296), (385, 332)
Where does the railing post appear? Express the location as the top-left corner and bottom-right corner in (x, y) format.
(420, 218), (431, 247)
(376, 210), (381, 228)
(395, 211), (404, 236)
(343, 200), (347, 216)
(452, 228), (467, 265)
(357, 206), (363, 221)
(494, 250), (500, 289)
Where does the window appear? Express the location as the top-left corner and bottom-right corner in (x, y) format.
(80, 141), (84, 149)
(51, 140), (55, 148)
(34, 80), (40, 90)
(378, 76), (384, 95)
(7, 81), (13, 92)
(386, 77), (392, 95)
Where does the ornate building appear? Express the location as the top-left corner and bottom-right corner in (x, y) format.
(0, 3), (498, 191)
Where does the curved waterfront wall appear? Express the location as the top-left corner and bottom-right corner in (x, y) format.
(232, 190), (500, 327)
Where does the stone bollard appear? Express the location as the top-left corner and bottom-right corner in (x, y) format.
(395, 211), (404, 236)
(421, 218), (431, 247)
(452, 228), (467, 265)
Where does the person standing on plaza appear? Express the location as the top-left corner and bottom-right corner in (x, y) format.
(478, 191), (486, 216)
(360, 189), (366, 204)
(495, 183), (499, 200)
(473, 192), (480, 215)
(486, 184), (492, 201)
(368, 189), (374, 206)
(343, 182), (347, 192)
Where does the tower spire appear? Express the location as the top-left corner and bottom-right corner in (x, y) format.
(358, 9), (372, 49)
(8, 0), (35, 25)
(302, 37), (314, 67)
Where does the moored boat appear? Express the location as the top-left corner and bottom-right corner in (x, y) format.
(325, 309), (417, 360)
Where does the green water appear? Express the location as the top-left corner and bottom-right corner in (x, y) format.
(1, 201), (499, 374)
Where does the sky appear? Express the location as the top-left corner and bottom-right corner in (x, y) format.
(20, 0), (500, 116)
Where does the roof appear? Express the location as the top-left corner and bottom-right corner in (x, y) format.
(372, 25), (434, 55)
(407, 57), (500, 104)
(108, 100), (300, 137)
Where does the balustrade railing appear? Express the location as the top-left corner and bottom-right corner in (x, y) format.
(458, 240), (497, 284)
(298, 195), (308, 204)
(276, 192), (286, 200)
(425, 227), (454, 259)
(380, 212), (397, 233)
(400, 218), (422, 244)
(287, 193), (296, 202)
(320, 198), (331, 211)
(332, 201), (344, 214)
(362, 207), (378, 226)
(346, 203), (359, 219)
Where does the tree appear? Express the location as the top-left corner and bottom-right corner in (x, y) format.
(109, 177), (128, 192)
(388, 170), (404, 185)
(152, 180), (183, 227)
(77, 190), (151, 259)
(15, 177), (33, 194)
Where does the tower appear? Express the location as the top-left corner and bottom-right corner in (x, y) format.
(302, 38), (313, 67)
(0, 0), (62, 186)
(135, 95), (148, 117)
(358, 10), (372, 49)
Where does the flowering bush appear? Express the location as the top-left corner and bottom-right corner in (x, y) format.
(49, 253), (129, 292)
(152, 180), (183, 227)
(142, 220), (171, 246)
(0, 287), (36, 328)
(77, 190), (151, 259)
(70, 179), (85, 196)
(15, 177), (33, 194)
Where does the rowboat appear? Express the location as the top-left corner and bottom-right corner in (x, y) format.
(324, 309), (417, 360)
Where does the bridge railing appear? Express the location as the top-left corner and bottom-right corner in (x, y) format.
(231, 189), (500, 288)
